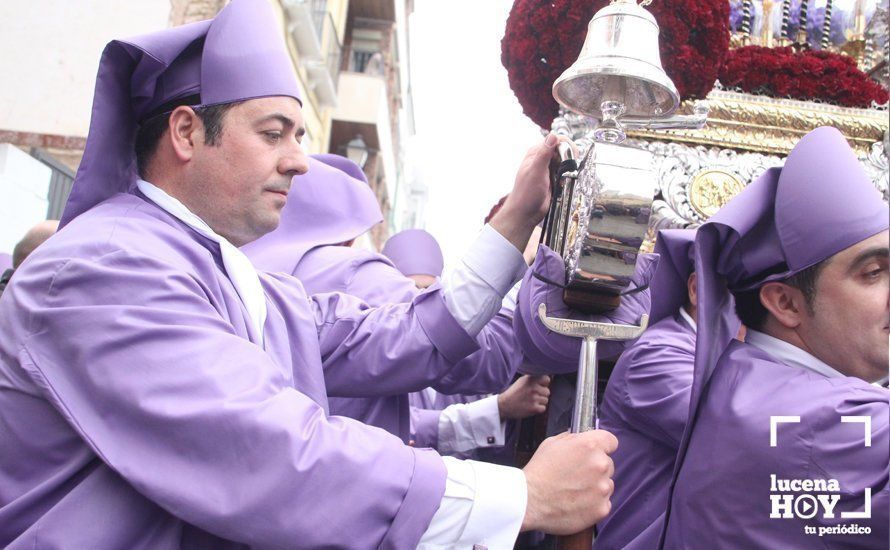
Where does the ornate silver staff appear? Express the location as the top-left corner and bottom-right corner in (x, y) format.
(537, 305), (649, 433)
(537, 1), (708, 546)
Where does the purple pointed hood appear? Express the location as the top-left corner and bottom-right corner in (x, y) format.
(382, 229), (444, 277)
(242, 154), (382, 275)
(661, 126), (889, 546)
(60, 0), (302, 227)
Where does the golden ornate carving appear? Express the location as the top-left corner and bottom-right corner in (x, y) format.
(688, 169), (746, 218)
(627, 90), (888, 156)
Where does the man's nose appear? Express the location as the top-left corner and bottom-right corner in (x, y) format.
(280, 141), (309, 177)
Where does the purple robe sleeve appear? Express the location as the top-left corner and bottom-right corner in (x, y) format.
(310, 284), (486, 396)
(344, 254), (421, 307)
(12, 252), (446, 548)
(410, 406), (442, 449)
(609, 318), (695, 447)
(318, 254), (522, 395)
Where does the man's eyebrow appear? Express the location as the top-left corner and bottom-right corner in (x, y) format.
(849, 246), (889, 271)
(254, 113), (296, 128)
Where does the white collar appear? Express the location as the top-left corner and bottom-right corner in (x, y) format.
(745, 330), (845, 379)
(678, 307), (697, 333)
(137, 179), (267, 347)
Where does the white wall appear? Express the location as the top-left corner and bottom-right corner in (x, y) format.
(0, 0), (170, 138)
(0, 144), (51, 254)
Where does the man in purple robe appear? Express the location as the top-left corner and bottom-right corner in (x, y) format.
(0, 1), (634, 547)
(661, 127), (889, 548)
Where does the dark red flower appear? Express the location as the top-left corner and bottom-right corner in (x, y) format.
(719, 46), (888, 107)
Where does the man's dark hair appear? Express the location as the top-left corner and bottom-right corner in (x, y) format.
(732, 260), (827, 330)
(134, 101), (241, 176)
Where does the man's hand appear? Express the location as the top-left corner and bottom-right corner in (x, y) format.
(497, 375), (551, 419)
(521, 430), (618, 535)
(489, 134), (558, 252)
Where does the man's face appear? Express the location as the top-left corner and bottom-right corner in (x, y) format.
(187, 96), (309, 246)
(797, 230), (889, 382)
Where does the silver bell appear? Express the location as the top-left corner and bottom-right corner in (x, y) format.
(552, 0), (680, 120)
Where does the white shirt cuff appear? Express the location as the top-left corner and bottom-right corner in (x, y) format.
(463, 224), (528, 296)
(438, 395), (507, 455)
(442, 225), (528, 336)
(418, 457), (527, 549)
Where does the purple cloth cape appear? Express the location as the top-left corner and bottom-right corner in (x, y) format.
(0, 253), (11, 273)
(664, 342), (888, 547)
(60, 0), (302, 228)
(661, 127), (890, 547)
(382, 229), (445, 277)
(0, 192), (490, 548)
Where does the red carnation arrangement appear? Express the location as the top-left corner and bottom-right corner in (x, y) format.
(720, 46), (889, 108)
(501, 0), (730, 129)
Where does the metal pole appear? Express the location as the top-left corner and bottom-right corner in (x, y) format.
(571, 336), (599, 433)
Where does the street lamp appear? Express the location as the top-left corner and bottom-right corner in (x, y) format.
(345, 134), (369, 169)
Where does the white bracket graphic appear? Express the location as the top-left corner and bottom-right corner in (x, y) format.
(770, 416), (801, 447)
(841, 416), (872, 447)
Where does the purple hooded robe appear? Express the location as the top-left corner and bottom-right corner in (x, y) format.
(0, 2), (488, 547)
(661, 127), (889, 548)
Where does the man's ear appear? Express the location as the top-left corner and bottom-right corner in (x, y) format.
(167, 106), (202, 162)
(759, 282), (807, 329)
(686, 271), (698, 308)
